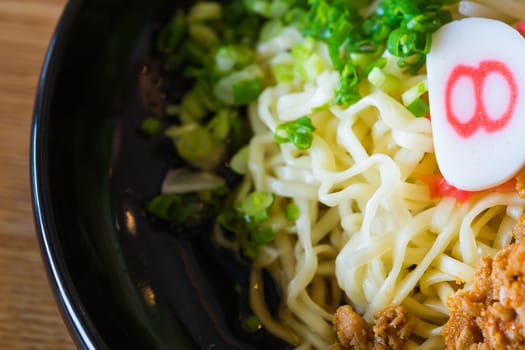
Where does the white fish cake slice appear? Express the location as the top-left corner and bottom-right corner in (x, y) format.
(427, 17), (525, 191)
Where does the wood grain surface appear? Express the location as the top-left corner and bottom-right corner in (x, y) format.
(0, 0), (76, 349)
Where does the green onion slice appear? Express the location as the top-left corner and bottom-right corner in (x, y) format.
(275, 116), (316, 150)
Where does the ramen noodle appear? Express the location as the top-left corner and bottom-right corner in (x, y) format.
(155, 0), (525, 348)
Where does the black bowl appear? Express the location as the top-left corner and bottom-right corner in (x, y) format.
(31, 1), (289, 349)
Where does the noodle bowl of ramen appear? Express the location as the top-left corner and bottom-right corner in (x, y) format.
(32, 0), (525, 349)
(150, 0), (525, 347)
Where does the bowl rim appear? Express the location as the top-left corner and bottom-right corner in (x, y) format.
(30, 0), (106, 349)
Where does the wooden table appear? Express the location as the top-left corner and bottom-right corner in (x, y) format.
(0, 0), (76, 349)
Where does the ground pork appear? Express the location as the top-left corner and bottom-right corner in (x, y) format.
(442, 240), (525, 349)
(330, 305), (416, 350)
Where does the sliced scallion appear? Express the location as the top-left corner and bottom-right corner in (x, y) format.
(260, 20), (284, 42)
(286, 203), (300, 221)
(367, 67), (401, 94)
(406, 97), (429, 117)
(161, 169), (226, 194)
(230, 146), (250, 175)
(207, 109), (233, 141)
(180, 89), (208, 124)
(232, 78), (262, 105)
(215, 47), (237, 72)
(174, 126), (224, 170)
(165, 123), (199, 139)
(139, 117), (162, 136)
(237, 191), (274, 217)
(252, 228), (274, 245)
(213, 65), (264, 105)
(189, 23), (219, 49)
(241, 315), (261, 333)
(402, 80), (429, 117)
(273, 62), (294, 82)
(297, 53), (325, 82)
(333, 61), (361, 106)
(274, 116), (316, 150)
(146, 194), (183, 221)
(187, 2), (222, 22)
(215, 45), (254, 73)
(402, 79), (428, 106)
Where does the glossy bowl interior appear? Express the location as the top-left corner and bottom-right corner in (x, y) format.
(31, 1), (289, 349)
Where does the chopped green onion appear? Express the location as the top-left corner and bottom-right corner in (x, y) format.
(291, 38), (327, 82)
(187, 2), (222, 22)
(252, 228), (274, 245)
(197, 186), (229, 204)
(215, 45), (254, 73)
(382, 4), (452, 72)
(206, 109), (232, 141)
(221, 1), (262, 43)
(283, 7), (306, 25)
(232, 78), (262, 105)
(387, 29), (428, 58)
(333, 61), (361, 106)
(189, 23), (219, 49)
(367, 67), (401, 94)
(260, 20), (284, 42)
(237, 191), (274, 217)
(244, 0), (289, 18)
(174, 126), (224, 170)
(351, 52), (377, 69)
(402, 80), (429, 117)
(180, 89), (208, 124)
(406, 97), (430, 117)
(215, 47), (237, 72)
(194, 78), (222, 112)
(298, 54), (325, 82)
(217, 210), (246, 234)
(165, 123), (199, 139)
(299, 0), (453, 105)
(252, 209), (269, 223)
(269, 1), (289, 18)
(311, 102), (330, 113)
(408, 10), (452, 32)
(367, 66), (385, 86)
(291, 37), (315, 62)
(303, 0), (366, 71)
(364, 57), (388, 75)
(161, 169), (226, 194)
(275, 116), (316, 150)
(241, 315), (261, 333)
(286, 203), (300, 221)
(244, 0), (271, 17)
(402, 79), (428, 106)
(139, 117), (162, 136)
(146, 194), (183, 221)
(273, 62), (294, 82)
(146, 194), (203, 225)
(230, 146), (250, 175)
(213, 65), (264, 105)
(217, 192), (276, 260)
